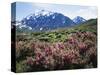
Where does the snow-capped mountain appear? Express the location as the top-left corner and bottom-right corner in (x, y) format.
(15, 10), (87, 32)
(21, 10), (75, 31)
(25, 10), (54, 20)
(73, 16), (86, 24)
(13, 21), (32, 31)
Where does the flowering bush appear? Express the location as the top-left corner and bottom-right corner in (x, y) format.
(16, 31), (97, 72)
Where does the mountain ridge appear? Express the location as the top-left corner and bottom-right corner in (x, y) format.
(21, 10), (75, 31)
(15, 10), (87, 31)
(73, 16), (86, 24)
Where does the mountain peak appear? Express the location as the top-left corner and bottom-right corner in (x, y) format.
(34, 9), (54, 16)
(73, 16), (86, 24)
(75, 16), (85, 20)
(21, 10), (75, 31)
(25, 10), (55, 20)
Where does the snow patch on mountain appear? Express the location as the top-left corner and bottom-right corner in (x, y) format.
(73, 16), (86, 24)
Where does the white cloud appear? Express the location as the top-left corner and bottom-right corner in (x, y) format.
(76, 6), (97, 20)
(32, 3), (97, 20)
(57, 6), (97, 20)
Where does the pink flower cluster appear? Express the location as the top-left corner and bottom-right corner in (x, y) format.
(16, 31), (97, 70)
(26, 42), (81, 69)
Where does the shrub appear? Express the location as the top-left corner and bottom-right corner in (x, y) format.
(16, 31), (97, 71)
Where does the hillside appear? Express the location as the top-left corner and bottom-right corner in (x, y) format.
(16, 19), (97, 72)
(74, 19), (97, 33)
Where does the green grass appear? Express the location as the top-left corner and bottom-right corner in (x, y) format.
(16, 19), (97, 43)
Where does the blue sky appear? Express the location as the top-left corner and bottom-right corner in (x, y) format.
(15, 2), (97, 21)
